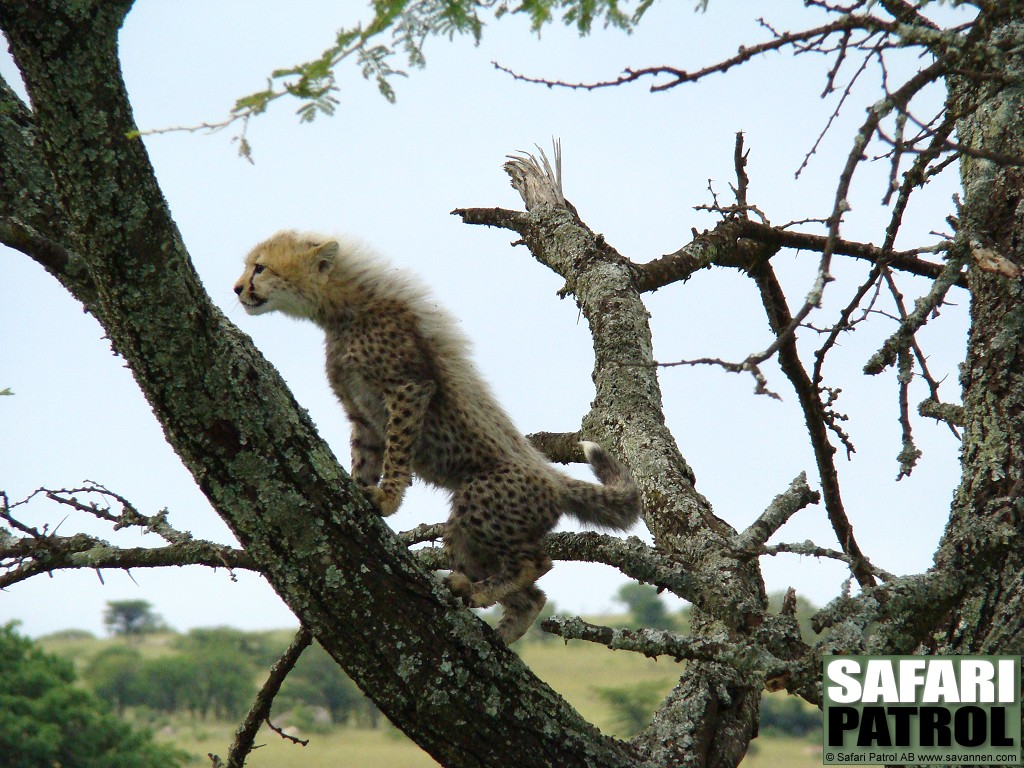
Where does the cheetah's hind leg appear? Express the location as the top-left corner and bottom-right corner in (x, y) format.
(459, 554), (552, 609)
(497, 585), (547, 644)
(445, 571), (475, 603)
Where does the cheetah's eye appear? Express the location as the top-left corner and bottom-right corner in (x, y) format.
(253, 264), (266, 275)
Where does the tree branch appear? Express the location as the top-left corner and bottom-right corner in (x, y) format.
(492, 15), (906, 94)
(458, 142), (772, 766)
(758, 541), (897, 583)
(0, 534), (257, 589)
(526, 431), (584, 463)
(541, 616), (793, 682)
(546, 532), (707, 605)
(733, 473), (821, 553)
(863, 241), (969, 375)
(0, 485), (258, 588)
(750, 256), (877, 589)
(221, 627), (314, 768)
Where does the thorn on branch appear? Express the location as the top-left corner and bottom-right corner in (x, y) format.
(0, 485), (256, 589)
(918, 397), (965, 429)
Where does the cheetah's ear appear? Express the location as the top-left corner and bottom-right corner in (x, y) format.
(312, 240), (340, 275)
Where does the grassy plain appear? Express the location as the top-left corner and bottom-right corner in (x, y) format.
(173, 721), (822, 768)
(41, 627), (824, 767)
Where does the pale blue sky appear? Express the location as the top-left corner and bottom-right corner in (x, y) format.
(2, 2), (969, 637)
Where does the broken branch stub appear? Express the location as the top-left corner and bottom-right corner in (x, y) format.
(504, 141), (566, 210)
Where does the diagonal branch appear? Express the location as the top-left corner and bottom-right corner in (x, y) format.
(222, 626), (314, 768)
(733, 473), (821, 554)
(864, 242), (969, 375)
(751, 260), (877, 589)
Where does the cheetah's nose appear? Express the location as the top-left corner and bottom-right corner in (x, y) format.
(233, 283), (243, 295)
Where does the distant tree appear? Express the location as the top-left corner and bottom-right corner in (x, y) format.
(615, 583), (674, 631)
(0, 623), (188, 768)
(40, 628), (95, 642)
(103, 600), (164, 639)
(594, 681), (669, 738)
(282, 642), (378, 726)
(758, 694), (821, 739)
(86, 646), (144, 716)
(174, 626), (269, 659)
(190, 651), (255, 720)
(136, 656), (196, 715)
(171, 627), (260, 719)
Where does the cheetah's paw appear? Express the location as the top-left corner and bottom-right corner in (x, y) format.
(361, 486), (400, 516)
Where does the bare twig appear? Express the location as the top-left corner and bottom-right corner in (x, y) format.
(223, 627), (314, 768)
(0, 486), (256, 588)
(635, 219), (958, 294)
(863, 243), (968, 375)
(758, 542), (897, 582)
(264, 717), (310, 747)
(751, 257), (877, 589)
(733, 473), (821, 553)
(656, 355), (781, 400)
(492, 15), (905, 94)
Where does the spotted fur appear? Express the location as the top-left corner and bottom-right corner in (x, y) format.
(234, 230), (642, 642)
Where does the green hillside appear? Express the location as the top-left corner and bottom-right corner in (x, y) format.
(38, 621), (825, 767)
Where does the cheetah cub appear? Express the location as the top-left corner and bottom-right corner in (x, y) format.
(234, 230), (641, 643)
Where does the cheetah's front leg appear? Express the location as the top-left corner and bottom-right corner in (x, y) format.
(368, 380), (435, 516)
(349, 415), (383, 490)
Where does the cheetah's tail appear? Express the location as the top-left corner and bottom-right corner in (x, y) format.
(561, 441), (642, 531)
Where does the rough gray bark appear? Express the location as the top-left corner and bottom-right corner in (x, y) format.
(931, 10), (1024, 655)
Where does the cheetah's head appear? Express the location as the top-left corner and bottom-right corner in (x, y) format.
(234, 231), (339, 319)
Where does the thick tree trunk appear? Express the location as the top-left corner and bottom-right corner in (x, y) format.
(0, 3), (635, 766)
(935, 9), (1024, 655)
